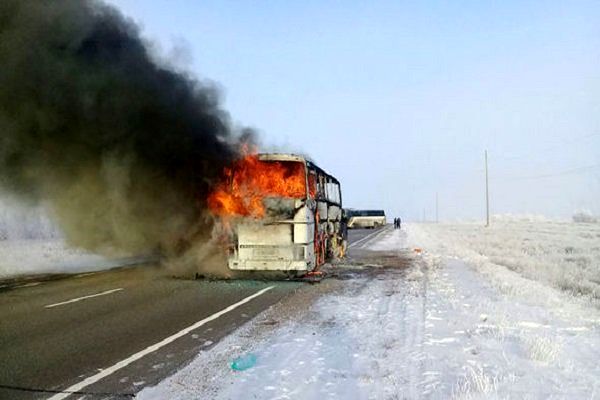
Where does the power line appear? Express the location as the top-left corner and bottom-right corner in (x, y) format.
(492, 163), (600, 182)
(493, 133), (600, 162)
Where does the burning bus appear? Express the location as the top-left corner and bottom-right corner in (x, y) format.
(208, 153), (344, 276)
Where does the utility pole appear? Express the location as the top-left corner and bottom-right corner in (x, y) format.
(485, 150), (490, 227)
(435, 192), (439, 223)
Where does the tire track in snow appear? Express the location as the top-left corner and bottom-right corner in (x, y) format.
(403, 263), (427, 399)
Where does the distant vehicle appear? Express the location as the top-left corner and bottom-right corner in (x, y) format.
(346, 209), (386, 228)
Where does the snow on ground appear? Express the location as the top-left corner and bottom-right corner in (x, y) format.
(0, 239), (148, 279)
(0, 198), (116, 279)
(406, 218), (600, 307)
(0, 197), (61, 240)
(0, 199), (149, 280)
(140, 225), (600, 399)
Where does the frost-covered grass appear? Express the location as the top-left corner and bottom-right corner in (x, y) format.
(452, 365), (500, 399)
(523, 334), (563, 364)
(407, 218), (600, 305)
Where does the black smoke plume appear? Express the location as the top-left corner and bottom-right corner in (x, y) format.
(0, 0), (251, 259)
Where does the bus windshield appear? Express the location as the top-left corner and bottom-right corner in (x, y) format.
(208, 156), (307, 218)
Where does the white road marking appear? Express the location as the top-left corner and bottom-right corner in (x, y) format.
(44, 288), (124, 309)
(348, 226), (390, 249)
(74, 272), (98, 278)
(47, 286), (274, 400)
(348, 229), (381, 249)
(16, 282), (42, 288)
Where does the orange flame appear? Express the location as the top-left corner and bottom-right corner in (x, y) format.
(208, 152), (309, 218)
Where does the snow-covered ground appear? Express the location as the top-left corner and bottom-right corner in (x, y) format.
(406, 218), (600, 306)
(0, 239), (148, 279)
(0, 198), (60, 240)
(0, 199), (148, 280)
(140, 223), (600, 399)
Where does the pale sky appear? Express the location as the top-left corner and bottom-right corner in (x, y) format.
(107, 0), (600, 221)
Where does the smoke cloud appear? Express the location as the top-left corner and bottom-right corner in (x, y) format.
(0, 0), (252, 261)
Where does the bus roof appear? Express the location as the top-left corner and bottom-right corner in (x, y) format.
(346, 209), (386, 217)
(258, 153), (307, 163)
(258, 153), (340, 185)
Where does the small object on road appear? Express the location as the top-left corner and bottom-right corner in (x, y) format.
(300, 270), (326, 283)
(230, 353), (257, 371)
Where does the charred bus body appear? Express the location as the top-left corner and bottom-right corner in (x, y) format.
(226, 154), (344, 275)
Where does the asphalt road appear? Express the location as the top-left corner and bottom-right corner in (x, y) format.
(0, 227), (388, 400)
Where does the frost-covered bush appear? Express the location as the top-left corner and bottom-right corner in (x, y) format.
(452, 365), (499, 399)
(522, 335), (563, 364)
(572, 211), (598, 223)
(491, 214), (550, 223)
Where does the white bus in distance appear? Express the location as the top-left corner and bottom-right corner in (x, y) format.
(346, 209), (386, 229)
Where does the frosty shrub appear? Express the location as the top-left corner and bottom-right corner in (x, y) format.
(452, 365), (499, 399)
(572, 211), (598, 223)
(522, 335), (562, 364)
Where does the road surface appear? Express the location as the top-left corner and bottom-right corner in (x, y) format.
(0, 227), (387, 399)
